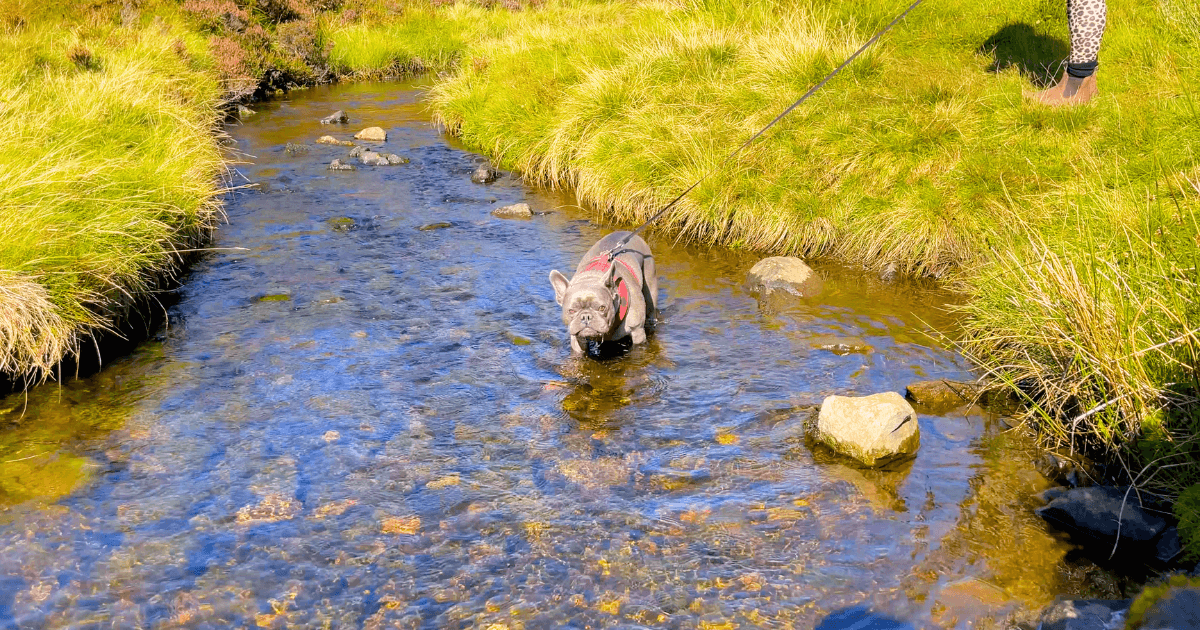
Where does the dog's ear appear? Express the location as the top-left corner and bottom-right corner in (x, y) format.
(603, 261), (617, 289)
(549, 270), (569, 305)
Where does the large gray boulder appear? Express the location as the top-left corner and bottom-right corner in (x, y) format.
(1138, 586), (1200, 629)
(746, 256), (821, 297)
(1036, 599), (1130, 630)
(816, 392), (920, 467)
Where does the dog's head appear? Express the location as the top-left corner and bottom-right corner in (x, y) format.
(549, 263), (621, 341)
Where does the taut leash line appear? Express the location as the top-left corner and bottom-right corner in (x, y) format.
(606, 0), (926, 258)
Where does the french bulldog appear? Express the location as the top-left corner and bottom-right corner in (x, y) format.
(549, 231), (658, 354)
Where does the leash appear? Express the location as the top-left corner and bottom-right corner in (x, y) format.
(604, 0), (926, 259)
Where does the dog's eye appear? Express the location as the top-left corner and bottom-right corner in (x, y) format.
(598, 305), (607, 313)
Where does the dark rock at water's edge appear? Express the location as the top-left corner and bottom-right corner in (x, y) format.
(814, 606), (914, 630)
(472, 165), (500, 184)
(1136, 586), (1200, 629)
(905, 379), (980, 413)
(284, 142), (310, 155)
(1037, 486), (1184, 569)
(236, 104), (256, 118)
(320, 110), (348, 124)
(1036, 599), (1130, 630)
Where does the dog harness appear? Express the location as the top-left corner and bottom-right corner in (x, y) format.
(579, 255), (640, 320)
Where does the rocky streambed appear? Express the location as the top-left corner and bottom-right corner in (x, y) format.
(0, 80), (1189, 629)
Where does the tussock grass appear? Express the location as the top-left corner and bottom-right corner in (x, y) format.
(0, 13), (225, 383)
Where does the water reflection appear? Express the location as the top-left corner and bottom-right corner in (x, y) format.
(0, 81), (1115, 629)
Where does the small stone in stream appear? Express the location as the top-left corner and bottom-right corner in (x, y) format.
(327, 158), (356, 171)
(322, 430), (340, 443)
(354, 126), (387, 141)
(320, 110), (348, 124)
(491, 202), (533, 219)
(359, 150), (389, 166)
(905, 379), (980, 413)
(327, 217), (356, 231)
(1036, 486), (1167, 554)
(317, 135), (355, 147)
(1035, 599), (1130, 630)
(880, 262), (899, 282)
(816, 392), (920, 467)
(236, 104), (256, 117)
(348, 145), (364, 158)
(471, 165), (499, 184)
(419, 222), (454, 231)
(747, 256), (821, 297)
(284, 142), (310, 155)
(385, 153), (409, 165)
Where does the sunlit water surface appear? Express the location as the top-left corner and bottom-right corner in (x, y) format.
(0, 82), (1115, 629)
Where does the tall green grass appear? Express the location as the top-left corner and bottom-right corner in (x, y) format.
(0, 10), (225, 383)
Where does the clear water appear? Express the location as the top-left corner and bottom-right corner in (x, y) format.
(0, 81), (1115, 629)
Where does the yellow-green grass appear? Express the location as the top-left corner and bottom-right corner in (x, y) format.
(0, 8), (226, 384)
(331, 0), (1200, 482)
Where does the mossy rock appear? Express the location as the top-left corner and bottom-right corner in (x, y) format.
(1126, 574), (1200, 629)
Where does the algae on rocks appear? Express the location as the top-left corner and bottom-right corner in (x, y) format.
(815, 392), (920, 467)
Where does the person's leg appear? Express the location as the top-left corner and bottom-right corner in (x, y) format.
(1066, 0), (1105, 83)
(1029, 0), (1105, 105)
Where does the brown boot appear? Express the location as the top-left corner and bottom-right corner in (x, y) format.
(1026, 70), (1098, 106)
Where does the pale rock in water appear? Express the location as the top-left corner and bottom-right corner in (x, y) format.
(327, 159), (356, 171)
(354, 126), (387, 141)
(747, 256), (821, 297)
(816, 392), (920, 467)
(491, 203), (533, 218)
(358, 150), (410, 166)
(316, 135), (354, 147)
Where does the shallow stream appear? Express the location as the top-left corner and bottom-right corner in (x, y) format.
(0, 82), (1115, 629)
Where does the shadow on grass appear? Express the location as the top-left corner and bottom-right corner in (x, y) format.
(978, 23), (1069, 87)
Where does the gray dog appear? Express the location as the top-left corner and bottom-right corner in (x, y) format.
(549, 231), (658, 354)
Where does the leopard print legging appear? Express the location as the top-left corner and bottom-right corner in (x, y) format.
(1067, 0), (1106, 63)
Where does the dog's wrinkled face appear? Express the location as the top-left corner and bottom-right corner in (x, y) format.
(549, 270), (619, 341)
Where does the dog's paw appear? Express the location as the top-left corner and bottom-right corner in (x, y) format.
(630, 328), (646, 344)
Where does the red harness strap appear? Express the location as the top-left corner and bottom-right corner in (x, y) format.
(580, 256), (639, 320)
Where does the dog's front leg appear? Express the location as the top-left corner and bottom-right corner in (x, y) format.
(570, 335), (585, 354)
(630, 326), (646, 344)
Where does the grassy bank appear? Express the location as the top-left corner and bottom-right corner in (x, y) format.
(0, 1), (226, 385)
